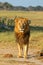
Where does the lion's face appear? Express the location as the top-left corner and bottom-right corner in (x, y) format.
(15, 17), (31, 32)
(17, 18), (28, 32)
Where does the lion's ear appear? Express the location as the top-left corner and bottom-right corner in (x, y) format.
(28, 20), (31, 24)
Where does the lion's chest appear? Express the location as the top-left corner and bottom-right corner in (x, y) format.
(15, 32), (29, 44)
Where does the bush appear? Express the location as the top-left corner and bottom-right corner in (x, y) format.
(0, 17), (14, 32)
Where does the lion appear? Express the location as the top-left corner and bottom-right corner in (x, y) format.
(14, 17), (31, 58)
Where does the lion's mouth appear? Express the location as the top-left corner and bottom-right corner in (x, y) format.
(19, 29), (24, 32)
(18, 25), (24, 32)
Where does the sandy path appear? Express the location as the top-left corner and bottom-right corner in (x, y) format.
(0, 49), (43, 65)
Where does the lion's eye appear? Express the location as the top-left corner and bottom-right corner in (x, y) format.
(19, 23), (20, 25)
(18, 22), (20, 25)
(24, 24), (26, 26)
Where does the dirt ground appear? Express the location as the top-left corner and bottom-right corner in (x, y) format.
(0, 47), (43, 65)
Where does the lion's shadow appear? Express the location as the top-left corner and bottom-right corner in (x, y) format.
(27, 54), (38, 59)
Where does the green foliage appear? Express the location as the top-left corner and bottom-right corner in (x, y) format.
(0, 17), (14, 32)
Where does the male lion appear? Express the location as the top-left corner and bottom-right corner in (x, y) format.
(14, 17), (31, 58)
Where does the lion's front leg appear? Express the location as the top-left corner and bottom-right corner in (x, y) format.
(24, 44), (28, 58)
(17, 44), (22, 58)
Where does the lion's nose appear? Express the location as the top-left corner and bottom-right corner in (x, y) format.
(23, 24), (25, 28)
(21, 24), (25, 29)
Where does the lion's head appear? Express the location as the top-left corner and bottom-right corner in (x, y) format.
(14, 17), (31, 33)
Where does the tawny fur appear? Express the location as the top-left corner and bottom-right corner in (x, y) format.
(14, 17), (30, 58)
